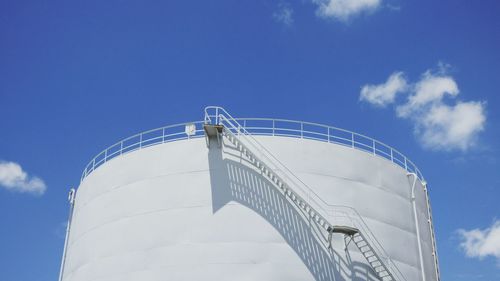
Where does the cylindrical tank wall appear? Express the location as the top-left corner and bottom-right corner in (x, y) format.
(62, 136), (437, 281)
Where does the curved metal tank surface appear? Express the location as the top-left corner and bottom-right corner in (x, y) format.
(61, 123), (438, 281)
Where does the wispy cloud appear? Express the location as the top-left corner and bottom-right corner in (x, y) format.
(274, 2), (294, 26)
(54, 221), (68, 239)
(458, 220), (500, 266)
(359, 71), (407, 107)
(0, 161), (47, 195)
(313, 0), (381, 21)
(359, 65), (486, 151)
(386, 4), (401, 11)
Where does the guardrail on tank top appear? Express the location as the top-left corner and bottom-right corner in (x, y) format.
(81, 118), (424, 183)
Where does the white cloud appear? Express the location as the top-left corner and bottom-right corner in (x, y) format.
(274, 2), (294, 26)
(313, 0), (381, 21)
(397, 72), (459, 117)
(458, 220), (500, 266)
(360, 71), (407, 107)
(0, 161), (46, 195)
(359, 66), (487, 151)
(415, 101), (486, 151)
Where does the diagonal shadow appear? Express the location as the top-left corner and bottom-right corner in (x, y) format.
(207, 138), (380, 281)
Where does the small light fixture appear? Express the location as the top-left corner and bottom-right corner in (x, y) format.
(185, 123), (196, 136)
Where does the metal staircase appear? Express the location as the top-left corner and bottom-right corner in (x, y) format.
(204, 106), (407, 281)
(350, 232), (395, 281)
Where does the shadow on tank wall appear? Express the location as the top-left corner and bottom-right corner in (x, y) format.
(207, 138), (379, 281)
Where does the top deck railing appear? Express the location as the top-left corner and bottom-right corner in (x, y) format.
(80, 118), (425, 183)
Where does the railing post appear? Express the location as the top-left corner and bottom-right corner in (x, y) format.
(328, 127), (331, 143)
(404, 157), (408, 170)
(373, 140), (376, 155)
(301, 122), (303, 139)
(272, 120), (275, 136)
(162, 128), (166, 143)
(139, 133), (143, 148)
(104, 149), (107, 161)
(390, 149), (393, 162)
(351, 133), (354, 148)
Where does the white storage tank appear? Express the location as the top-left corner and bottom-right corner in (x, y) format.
(59, 107), (439, 281)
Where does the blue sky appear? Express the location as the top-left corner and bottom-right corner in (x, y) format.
(0, 0), (499, 280)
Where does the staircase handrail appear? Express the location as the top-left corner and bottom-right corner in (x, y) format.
(330, 206), (408, 281)
(205, 106), (407, 281)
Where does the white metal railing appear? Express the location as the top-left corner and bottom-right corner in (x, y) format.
(81, 112), (425, 183)
(204, 107), (424, 182)
(206, 106), (407, 281)
(80, 121), (206, 181)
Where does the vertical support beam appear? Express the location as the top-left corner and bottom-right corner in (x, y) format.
(424, 182), (441, 281)
(408, 173), (427, 281)
(58, 188), (76, 281)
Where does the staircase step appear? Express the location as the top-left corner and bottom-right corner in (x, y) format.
(372, 264), (384, 269)
(356, 241), (368, 247)
(359, 246), (371, 251)
(353, 236), (363, 241)
(365, 254), (377, 260)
